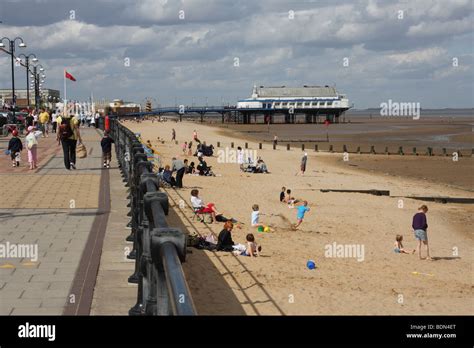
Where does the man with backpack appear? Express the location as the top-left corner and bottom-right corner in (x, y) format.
(56, 113), (81, 170)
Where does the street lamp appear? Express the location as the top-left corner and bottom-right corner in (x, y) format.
(18, 53), (37, 109)
(30, 63), (44, 112)
(0, 36), (26, 119)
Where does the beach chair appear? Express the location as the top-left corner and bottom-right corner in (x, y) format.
(192, 206), (213, 223)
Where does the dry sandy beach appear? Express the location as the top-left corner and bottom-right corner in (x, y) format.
(125, 119), (473, 315)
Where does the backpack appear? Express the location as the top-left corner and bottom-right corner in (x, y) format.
(59, 117), (74, 140)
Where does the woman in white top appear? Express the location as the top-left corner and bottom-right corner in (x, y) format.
(190, 189), (221, 223)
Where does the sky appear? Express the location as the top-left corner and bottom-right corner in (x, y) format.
(0, 0), (473, 108)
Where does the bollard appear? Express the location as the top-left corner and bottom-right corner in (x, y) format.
(315, 144), (318, 152)
(301, 144), (305, 151)
(231, 142), (234, 148)
(343, 145), (348, 153)
(398, 146), (404, 155)
(287, 144), (290, 151)
(329, 145), (333, 153)
(370, 146), (376, 154)
(442, 148), (447, 156)
(356, 146), (361, 154)
(259, 143), (262, 150)
(413, 147), (417, 156)
(217, 141), (220, 147)
(385, 146), (389, 155)
(245, 142), (248, 149)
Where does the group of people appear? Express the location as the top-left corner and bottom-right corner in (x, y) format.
(189, 189), (260, 257)
(7, 127), (42, 170)
(237, 147), (269, 173)
(7, 110), (114, 172)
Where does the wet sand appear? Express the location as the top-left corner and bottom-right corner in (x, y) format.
(204, 116), (473, 191)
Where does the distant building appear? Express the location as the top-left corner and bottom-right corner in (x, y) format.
(236, 85), (351, 123)
(237, 85), (350, 110)
(0, 88), (60, 109)
(108, 99), (141, 116)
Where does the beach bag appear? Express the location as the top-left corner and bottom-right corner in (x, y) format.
(26, 134), (37, 150)
(205, 233), (218, 245)
(59, 118), (73, 139)
(76, 142), (87, 158)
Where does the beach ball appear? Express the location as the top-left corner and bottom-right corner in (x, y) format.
(306, 260), (316, 270)
(264, 226), (270, 233)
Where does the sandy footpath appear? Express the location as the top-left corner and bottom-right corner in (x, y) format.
(125, 119), (473, 315)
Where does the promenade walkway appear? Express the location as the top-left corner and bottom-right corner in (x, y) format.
(0, 127), (134, 315)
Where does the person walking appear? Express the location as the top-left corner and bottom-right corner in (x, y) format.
(90, 113), (96, 128)
(297, 152), (308, 175)
(51, 109), (58, 134)
(172, 128), (176, 141)
(25, 112), (34, 129)
(100, 129), (114, 168)
(39, 108), (50, 138)
(273, 134), (278, 147)
(193, 129), (200, 143)
(56, 113), (81, 170)
(25, 126), (39, 170)
(8, 129), (23, 167)
(172, 157), (185, 188)
(412, 205), (432, 260)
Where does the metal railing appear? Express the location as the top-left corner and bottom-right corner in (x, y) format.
(109, 118), (196, 316)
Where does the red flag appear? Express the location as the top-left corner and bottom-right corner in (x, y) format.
(65, 71), (76, 81)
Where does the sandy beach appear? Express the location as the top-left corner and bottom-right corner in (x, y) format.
(125, 119), (473, 315)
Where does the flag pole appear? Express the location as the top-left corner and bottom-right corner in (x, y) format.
(63, 68), (67, 116)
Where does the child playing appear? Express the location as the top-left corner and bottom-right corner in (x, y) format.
(25, 126), (39, 170)
(188, 141), (193, 156)
(182, 141), (188, 155)
(234, 233), (262, 257)
(251, 204), (264, 228)
(100, 130), (115, 168)
(8, 130), (23, 167)
(285, 189), (298, 206)
(279, 187), (286, 202)
(394, 235), (415, 254)
(293, 201), (310, 229)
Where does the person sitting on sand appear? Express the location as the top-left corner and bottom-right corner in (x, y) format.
(217, 221), (236, 252)
(255, 159), (269, 173)
(187, 161), (196, 174)
(217, 221), (246, 253)
(293, 201), (310, 229)
(412, 205), (432, 260)
(233, 233), (262, 257)
(196, 156), (212, 176)
(394, 235), (415, 254)
(284, 189), (298, 206)
(162, 165), (176, 187)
